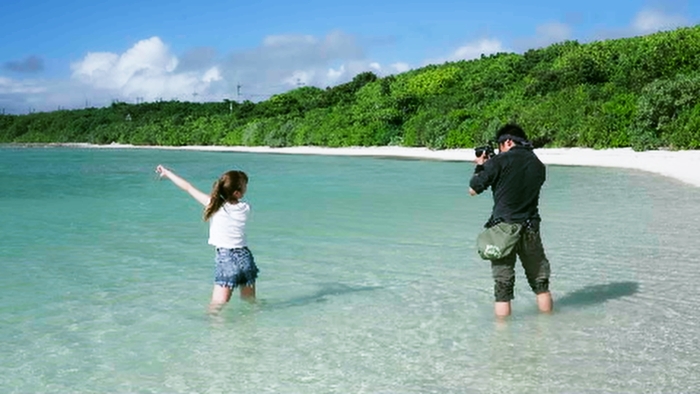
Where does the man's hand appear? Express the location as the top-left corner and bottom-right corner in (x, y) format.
(475, 151), (488, 165)
(469, 152), (488, 197)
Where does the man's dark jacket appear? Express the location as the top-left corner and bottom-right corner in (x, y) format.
(469, 145), (546, 226)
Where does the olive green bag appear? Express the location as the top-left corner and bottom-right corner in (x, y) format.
(476, 222), (523, 260)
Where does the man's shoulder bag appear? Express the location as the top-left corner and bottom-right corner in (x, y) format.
(476, 222), (522, 260)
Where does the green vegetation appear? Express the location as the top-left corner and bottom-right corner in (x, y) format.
(2, 26), (700, 151)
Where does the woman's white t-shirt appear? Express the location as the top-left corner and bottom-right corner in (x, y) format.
(207, 201), (250, 248)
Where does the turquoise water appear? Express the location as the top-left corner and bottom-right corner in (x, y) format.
(1, 146), (699, 393)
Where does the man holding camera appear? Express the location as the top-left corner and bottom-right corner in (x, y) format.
(468, 123), (553, 318)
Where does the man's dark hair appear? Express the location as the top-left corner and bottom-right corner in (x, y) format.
(495, 124), (528, 144)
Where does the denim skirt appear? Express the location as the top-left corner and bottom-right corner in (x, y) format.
(214, 247), (259, 288)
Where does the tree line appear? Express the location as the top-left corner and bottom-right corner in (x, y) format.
(2, 25), (700, 151)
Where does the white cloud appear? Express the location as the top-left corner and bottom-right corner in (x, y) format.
(327, 65), (345, 82)
(452, 39), (506, 60)
(69, 36), (218, 102)
(0, 76), (109, 113)
(1, 31), (415, 113)
(263, 34), (316, 47)
(536, 22), (573, 43)
(0, 77), (46, 95)
(510, 21), (573, 52)
(220, 30), (369, 97)
(202, 66), (222, 83)
(216, 31), (418, 99)
(305, 60), (381, 86)
(321, 61), (406, 82)
(390, 62), (411, 73)
(283, 70), (316, 87)
(424, 38), (507, 65)
(632, 9), (687, 34)
(591, 8), (691, 41)
(3, 32), (502, 113)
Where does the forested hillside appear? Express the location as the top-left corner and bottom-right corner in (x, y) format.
(2, 25), (700, 151)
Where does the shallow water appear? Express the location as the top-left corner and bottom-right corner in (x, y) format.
(1, 146), (699, 393)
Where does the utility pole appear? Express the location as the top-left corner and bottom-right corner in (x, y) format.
(236, 83), (241, 102)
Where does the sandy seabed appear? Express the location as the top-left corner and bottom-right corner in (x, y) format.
(36, 143), (700, 188)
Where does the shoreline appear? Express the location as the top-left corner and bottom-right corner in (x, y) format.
(8, 142), (700, 188)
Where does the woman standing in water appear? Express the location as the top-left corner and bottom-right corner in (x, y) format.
(155, 165), (259, 312)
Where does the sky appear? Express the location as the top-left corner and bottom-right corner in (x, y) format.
(0, 0), (698, 114)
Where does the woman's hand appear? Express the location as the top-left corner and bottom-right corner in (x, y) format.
(154, 165), (210, 206)
(155, 165), (171, 178)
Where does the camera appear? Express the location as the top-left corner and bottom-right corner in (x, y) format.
(474, 143), (495, 159)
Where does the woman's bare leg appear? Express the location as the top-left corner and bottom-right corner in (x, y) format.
(240, 284), (256, 301)
(208, 285), (233, 314)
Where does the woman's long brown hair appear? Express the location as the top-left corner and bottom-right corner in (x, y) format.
(203, 170), (249, 221)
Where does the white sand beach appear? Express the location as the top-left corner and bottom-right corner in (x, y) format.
(63, 143), (700, 188)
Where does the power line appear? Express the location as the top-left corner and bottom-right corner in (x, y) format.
(233, 81), (306, 101)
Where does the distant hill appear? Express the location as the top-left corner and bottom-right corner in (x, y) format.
(2, 25), (700, 151)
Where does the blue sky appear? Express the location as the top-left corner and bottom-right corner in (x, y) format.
(0, 0), (698, 114)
